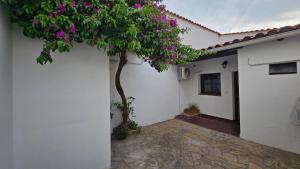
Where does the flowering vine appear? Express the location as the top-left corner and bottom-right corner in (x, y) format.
(2, 0), (208, 129)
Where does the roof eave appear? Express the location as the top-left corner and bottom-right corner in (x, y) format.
(164, 10), (221, 35)
(209, 29), (300, 52)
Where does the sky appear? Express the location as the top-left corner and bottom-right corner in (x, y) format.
(162, 0), (300, 33)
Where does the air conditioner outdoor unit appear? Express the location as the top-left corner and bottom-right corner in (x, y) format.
(178, 67), (191, 81)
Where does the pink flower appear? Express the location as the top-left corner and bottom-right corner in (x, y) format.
(93, 8), (99, 13)
(169, 60), (174, 64)
(168, 45), (176, 51)
(64, 37), (70, 44)
(83, 2), (93, 9)
(31, 19), (38, 26)
(170, 19), (177, 27)
(55, 30), (65, 39)
(134, 3), (142, 9)
(69, 1), (76, 7)
(170, 54), (177, 59)
(160, 15), (167, 21)
(49, 11), (56, 18)
(57, 3), (66, 14)
(68, 25), (76, 33)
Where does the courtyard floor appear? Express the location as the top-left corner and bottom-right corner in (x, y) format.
(112, 119), (300, 169)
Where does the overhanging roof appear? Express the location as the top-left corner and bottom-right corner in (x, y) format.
(204, 24), (300, 52)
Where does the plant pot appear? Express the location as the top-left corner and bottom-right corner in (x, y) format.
(183, 109), (200, 117)
(128, 127), (142, 135)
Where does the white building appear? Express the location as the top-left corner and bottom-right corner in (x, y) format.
(0, 4), (300, 169)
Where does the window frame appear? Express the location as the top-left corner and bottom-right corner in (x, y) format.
(269, 62), (297, 75)
(199, 73), (221, 96)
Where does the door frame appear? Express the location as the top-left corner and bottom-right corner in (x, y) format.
(233, 71), (240, 123)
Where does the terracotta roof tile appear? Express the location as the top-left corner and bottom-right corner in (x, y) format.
(222, 28), (272, 35)
(242, 36), (252, 41)
(267, 29), (279, 36)
(203, 23), (300, 51)
(163, 9), (300, 37)
(223, 42), (231, 45)
(162, 10), (300, 51)
(254, 32), (266, 38)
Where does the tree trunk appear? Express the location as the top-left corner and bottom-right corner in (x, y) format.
(115, 51), (129, 127)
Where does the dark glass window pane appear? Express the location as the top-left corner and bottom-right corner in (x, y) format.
(269, 62), (297, 75)
(200, 73), (221, 95)
(204, 80), (211, 92)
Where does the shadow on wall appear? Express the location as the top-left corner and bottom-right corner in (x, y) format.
(110, 98), (136, 133)
(291, 97), (300, 126)
(110, 106), (122, 133)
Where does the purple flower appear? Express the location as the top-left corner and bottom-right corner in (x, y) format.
(57, 3), (66, 14)
(64, 37), (70, 44)
(55, 30), (65, 39)
(168, 45), (176, 51)
(31, 19), (38, 26)
(134, 3), (142, 9)
(160, 15), (167, 21)
(170, 54), (177, 60)
(170, 19), (177, 27)
(68, 25), (76, 33)
(49, 11), (56, 18)
(93, 8), (99, 13)
(83, 2), (93, 9)
(69, 1), (76, 7)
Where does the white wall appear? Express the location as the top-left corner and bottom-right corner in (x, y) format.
(0, 4), (13, 169)
(110, 16), (220, 129)
(13, 30), (111, 169)
(173, 16), (220, 49)
(110, 55), (180, 128)
(238, 35), (300, 154)
(179, 55), (238, 120)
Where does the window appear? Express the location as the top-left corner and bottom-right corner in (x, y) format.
(199, 73), (221, 96)
(269, 62), (297, 75)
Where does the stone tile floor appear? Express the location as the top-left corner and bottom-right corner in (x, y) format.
(112, 119), (300, 169)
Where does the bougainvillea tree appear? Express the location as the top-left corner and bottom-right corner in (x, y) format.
(2, 0), (207, 128)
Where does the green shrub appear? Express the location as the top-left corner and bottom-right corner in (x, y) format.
(128, 120), (139, 130)
(189, 103), (199, 110)
(111, 96), (136, 118)
(183, 103), (200, 115)
(113, 125), (128, 140)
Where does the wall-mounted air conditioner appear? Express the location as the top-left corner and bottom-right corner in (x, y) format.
(178, 67), (191, 81)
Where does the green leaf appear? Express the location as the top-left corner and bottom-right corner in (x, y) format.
(97, 40), (108, 49)
(3, 0), (204, 72)
(125, 24), (138, 39)
(128, 40), (141, 51)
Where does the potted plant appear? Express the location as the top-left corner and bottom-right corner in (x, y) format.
(111, 97), (141, 140)
(128, 120), (142, 135)
(183, 103), (201, 117)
